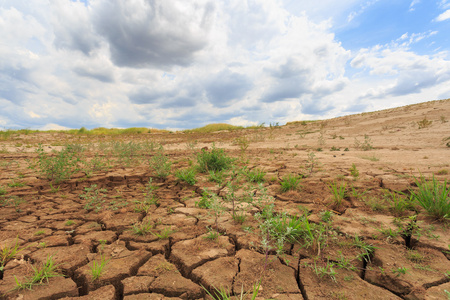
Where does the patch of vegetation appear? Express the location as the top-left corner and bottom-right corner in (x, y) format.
(349, 163), (359, 179)
(1, 238), (28, 272)
(14, 255), (62, 290)
(197, 145), (234, 173)
(202, 281), (261, 300)
(131, 220), (153, 236)
(243, 167), (266, 183)
(280, 174), (302, 192)
(80, 184), (108, 212)
(149, 148), (172, 178)
(354, 135), (373, 151)
(417, 118), (432, 129)
(328, 181), (347, 207)
(410, 175), (450, 221)
(175, 168), (197, 185)
(34, 144), (82, 183)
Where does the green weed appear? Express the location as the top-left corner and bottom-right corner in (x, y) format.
(175, 168), (197, 185)
(328, 181), (347, 207)
(280, 174), (301, 192)
(14, 255), (62, 290)
(90, 255), (109, 282)
(410, 175), (450, 221)
(149, 148), (172, 178)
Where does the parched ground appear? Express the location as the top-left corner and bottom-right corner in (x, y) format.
(0, 99), (449, 300)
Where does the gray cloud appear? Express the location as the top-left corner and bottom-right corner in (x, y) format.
(73, 66), (114, 83)
(52, 1), (100, 55)
(92, 0), (214, 68)
(205, 70), (253, 107)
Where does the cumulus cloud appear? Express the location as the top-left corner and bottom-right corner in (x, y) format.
(1, 0), (450, 130)
(205, 70), (253, 107)
(92, 0), (215, 68)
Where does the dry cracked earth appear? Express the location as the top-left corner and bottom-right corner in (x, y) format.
(0, 99), (450, 300)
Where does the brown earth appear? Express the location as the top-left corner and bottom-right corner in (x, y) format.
(0, 99), (449, 300)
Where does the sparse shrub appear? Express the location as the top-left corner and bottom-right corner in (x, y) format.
(243, 167), (266, 183)
(175, 168), (197, 185)
(80, 184), (107, 212)
(354, 135), (373, 151)
(417, 118), (432, 129)
(305, 152), (320, 176)
(234, 136), (251, 153)
(208, 170), (226, 185)
(35, 144), (82, 183)
(197, 145), (234, 173)
(149, 148), (172, 178)
(349, 163), (359, 179)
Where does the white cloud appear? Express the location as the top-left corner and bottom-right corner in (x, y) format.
(0, 0), (449, 130)
(435, 9), (450, 21)
(409, 0), (420, 11)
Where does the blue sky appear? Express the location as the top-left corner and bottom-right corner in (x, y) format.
(1, 0), (450, 130)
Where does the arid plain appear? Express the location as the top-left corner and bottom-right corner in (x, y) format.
(0, 99), (449, 300)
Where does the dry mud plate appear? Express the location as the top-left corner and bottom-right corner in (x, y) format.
(1, 99), (450, 299)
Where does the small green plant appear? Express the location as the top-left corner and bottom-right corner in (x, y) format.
(90, 254), (110, 281)
(8, 180), (25, 188)
(392, 267), (408, 277)
(406, 250), (425, 263)
(0, 185), (6, 195)
(409, 175), (450, 221)
(328, 181), (347, 207)
(320, 210), (334, 223)
(312, 259), (337, 282)
(65, 220), (75, 226)
(243, 168), (266, 183)
(175, 168), (197, 185)
(417, 117), (432, 129)
(203, 228), (221, 241)
(34, 144), (82, 183)
(202, 281), (261, 300)
(234, 136), (251, 154)
(437, 169), (449, 175)
(14, 255), (62, 290)
(280, 174), (301, 192)
(131, 220), (153, 236)
(208, 170), (226, 185)
(35, 230), (45, 236)
(349, 163), (359, 179)
(354, 135), (373, 151)
(335, 251), (356, 271)
(80, 184), (108, 212)
(233, 211), (247, 224)
(195, 190), (213, 209)
(305, 152), (320, 176)
(1, 238), (28, 272)
(353, 235), (377, 262)
(197, 144), (234, 173)
(152, 227), (174, 240)
(149, 148), (172, 178)
(383, 190), (413, 216)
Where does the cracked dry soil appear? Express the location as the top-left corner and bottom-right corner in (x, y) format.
(1, 99), (450, 299)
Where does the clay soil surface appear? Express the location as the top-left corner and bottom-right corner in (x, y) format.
(1, 99), (449, 300)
